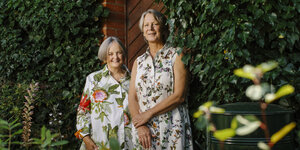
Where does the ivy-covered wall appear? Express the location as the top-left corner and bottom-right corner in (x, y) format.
(0, 0), (109, 149)
(157, 0), (299, 149)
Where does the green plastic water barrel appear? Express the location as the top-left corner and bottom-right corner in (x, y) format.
(209, 102), (295, 150)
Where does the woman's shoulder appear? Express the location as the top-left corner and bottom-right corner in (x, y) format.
(136, 50), (150, 61)
(86, 65), (108, 80)
(165, 44), (181, 52)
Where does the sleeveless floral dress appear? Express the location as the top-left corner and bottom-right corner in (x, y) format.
(132, 45), (193, 150)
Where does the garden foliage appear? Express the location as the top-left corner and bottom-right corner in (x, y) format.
(0, 0), (109, 149)
(157, 0), (299, 148)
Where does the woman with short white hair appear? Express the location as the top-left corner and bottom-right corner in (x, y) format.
(75, 36), (133, 150)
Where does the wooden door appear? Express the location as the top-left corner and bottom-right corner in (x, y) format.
(126, 0), (164, 70)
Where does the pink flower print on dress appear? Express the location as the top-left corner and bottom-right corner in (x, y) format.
(93, 89), (108, 103)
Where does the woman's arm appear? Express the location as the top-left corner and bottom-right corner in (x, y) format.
(83, 136), (98, 150)
(128, 60), (141, 118)
(75, 76), (92, 138)
(75, 76), (98, 149)
(132, 53), (188, 128)
(128, 60), (153, 149)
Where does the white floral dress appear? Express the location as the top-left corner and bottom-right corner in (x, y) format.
(132, 45), (193, 150)
(75, 65), (133, 150)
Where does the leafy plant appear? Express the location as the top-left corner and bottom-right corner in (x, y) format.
(0, 80), (28, 122)
(31, 126), (68, 150)
(0, 0), (109, 149)
(0, 118), (23, 150)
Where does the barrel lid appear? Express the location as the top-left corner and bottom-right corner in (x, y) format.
(211, 136), (293, 143)
(212, 102), (294, 115)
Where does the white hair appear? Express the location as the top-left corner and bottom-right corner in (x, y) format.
(98, 36), (127, 62)
(139, 9), (169, 43)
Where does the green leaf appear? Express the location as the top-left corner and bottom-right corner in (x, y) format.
(231, 117), (238, 129)
(41, 130), (52, 147)
(32, 138), (42, 144)
(11, 129), (23, 136)
(0, 119), (8, 126)
(95, 5), (104, 16)
(11, 141), (23, 144)
(41, 126), (46, 141)
(10, 123), (21, 130)
(50, 140), (69, 146)
(213, 128), (235, 141)
(8, 119), (18, 127)
(62, 90), (72, 100)
(51, 133), (59, 139)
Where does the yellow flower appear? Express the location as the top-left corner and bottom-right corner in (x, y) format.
(278, 34), (284, 39)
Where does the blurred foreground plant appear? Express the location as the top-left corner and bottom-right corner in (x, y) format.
(0, 118), (23, 150)
(194, 61), (295, 150)
(32, 126), (68, 150)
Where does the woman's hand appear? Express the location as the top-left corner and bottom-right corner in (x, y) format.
(83, 136), (98, 150)
(137, 125), (153, 149)
(132, 111), (153, 128)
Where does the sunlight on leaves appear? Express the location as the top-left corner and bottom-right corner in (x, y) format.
(236, 121), (261, 136)
(257, 61), (278, 73)
(236, 115), (250, 125)
(194, 101), (225, 118)
(213, 128), (235, 141)
(270, 122), (296, 144)
(201, 101), (213, 109)
(246, 85), (263, 100)
(265, 85), (294, 103)
(231, 117), (238, 129)
(193, 110), (203, 118)
(234, 61), (278, 80)
(233, 68), (255, 80)
(210, 106), (225, 114)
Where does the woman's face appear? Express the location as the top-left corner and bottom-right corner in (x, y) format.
(106, 42), (124, 69)
(143, 13), (162, 43)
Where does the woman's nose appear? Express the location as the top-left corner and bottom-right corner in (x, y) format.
(150, 24), (154, 30)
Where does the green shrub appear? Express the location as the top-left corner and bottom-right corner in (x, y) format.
(157, 0), (299, 148)
(0, 0), (109, 149)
